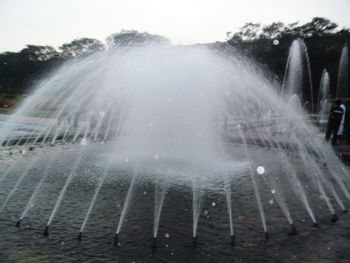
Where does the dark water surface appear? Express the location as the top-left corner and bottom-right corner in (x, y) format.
(0, 143), (349, 263)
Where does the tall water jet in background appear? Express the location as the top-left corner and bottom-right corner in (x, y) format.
(336, 43), (349, 98)
(283, 39), (314, 112)
(317, 69), (330, 124)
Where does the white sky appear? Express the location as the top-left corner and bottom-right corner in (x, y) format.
(0, 0), (349, 52)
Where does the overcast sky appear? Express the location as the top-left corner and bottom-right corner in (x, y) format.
(0, 0), (349, 52)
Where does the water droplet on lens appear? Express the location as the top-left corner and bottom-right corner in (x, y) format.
(269, 199), (274, 205)
(256, 166), (265, 175)
(165, 233), (170, 238)
(273, 39), (279, 45)
(212, 202), (216, 207)
(99, 111), (105, 118)
(271, 189), (276, 194)
(81, 138), (88, 146)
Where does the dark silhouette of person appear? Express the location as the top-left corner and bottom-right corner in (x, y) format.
(325, 100), (344, 145)
(344, 101), (350, 144)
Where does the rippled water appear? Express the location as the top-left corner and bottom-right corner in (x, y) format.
(0, 143), (349, 263)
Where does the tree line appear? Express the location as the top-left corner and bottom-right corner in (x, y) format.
(0, 18), (349, 99)
(0, 30), (168, 95)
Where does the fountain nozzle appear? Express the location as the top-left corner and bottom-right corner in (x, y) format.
(15, 219), (22, 227)
(230, 235), (235, 246)
(288, 224), (298, 235)
(114, 234), (119, 245)
(331, 214), (339, 222)
(192, 236), (197, 247)
(77, 232), (82, 241)
(43, 226), (49, 236)
(264, 232), (269, 240)
(151, 237), (157, 248)
(312, 222), (318, 228)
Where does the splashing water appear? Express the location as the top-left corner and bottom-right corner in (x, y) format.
(0, 43), (349, 243)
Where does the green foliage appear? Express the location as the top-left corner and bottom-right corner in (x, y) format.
(233, 22), (262, 41)
(261, 22), (285, 39)
(106, 29), (169, 47)
(0, 45), (60, 93)
(59, 38), (104, 58)
(20, 45), (59, 61)
(0, 30), (170, 93)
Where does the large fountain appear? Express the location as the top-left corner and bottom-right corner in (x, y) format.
(0, 42), (349, 262)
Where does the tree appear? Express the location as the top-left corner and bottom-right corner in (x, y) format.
(106, 30), (169, 48)
(0, 52), (21, 93)
(20, 45), (59, 61)
(0, 45), (60, 93)
(232, 23), (262, 41)
(59, 38), (104, 58)
(299, 17), (338, 37)
(261, 22), (285, 39)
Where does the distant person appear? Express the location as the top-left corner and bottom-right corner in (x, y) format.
(345, 102), (350, 143)
(325, 100), (344, 145)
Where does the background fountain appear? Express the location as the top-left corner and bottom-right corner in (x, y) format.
(336, 43), (349, 98)
(282, 39), (314, 112)
(317, 69), (331, 124)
